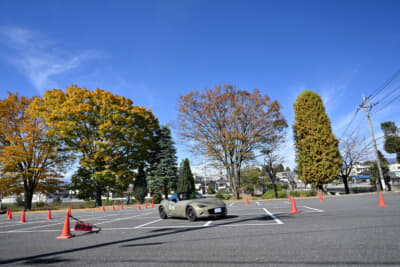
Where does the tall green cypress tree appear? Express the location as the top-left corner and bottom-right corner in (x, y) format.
(147, 126), (178, 200)
(293, 90), (342, 190)
(177, 158), (195, 192)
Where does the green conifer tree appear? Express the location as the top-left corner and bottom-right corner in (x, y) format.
(147, 126), (178, 199)
(133, 165), (147, 203)
(293, 90), (342, 190)
(177, 158), (195, 192)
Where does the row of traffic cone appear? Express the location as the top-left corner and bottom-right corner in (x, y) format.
(101, 201), (155, 212)
(5, 208), (53, 222)
(244, 191), (387, 212)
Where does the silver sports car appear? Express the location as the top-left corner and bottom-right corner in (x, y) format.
(158, 192), (227, 221)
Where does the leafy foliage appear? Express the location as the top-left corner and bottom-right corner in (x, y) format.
(0, 93), (70, 210)
(176, 158), (195, 193)
(293, 90), (342, 189)
(32, 86), (159, 206)
(207, 185), (215, 194)
(381, 121), (400, 163)
(241, 167), (264, 196)
(147, 125), (178, 199)
(178, 84), (287, 199)
(151, 193), (162, 204)
(367, 151), (391, 190)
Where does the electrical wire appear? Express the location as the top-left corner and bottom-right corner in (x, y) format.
(368, 69), (400, 101)
(373, 84), (400, 105)
(372, 92), (400, 115)
(339, 108), (360, 140)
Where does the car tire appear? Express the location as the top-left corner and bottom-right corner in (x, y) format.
(159, 206), (168, 219)
(186, 206), (197, 222)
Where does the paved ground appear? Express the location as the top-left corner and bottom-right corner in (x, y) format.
(0, 192), (399, 266)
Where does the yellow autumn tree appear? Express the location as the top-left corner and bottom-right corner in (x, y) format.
(0, 93), (70, 210)
(32, 85), (159, 206)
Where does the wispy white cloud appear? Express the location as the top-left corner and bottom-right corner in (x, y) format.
(0, 26), (100, 94)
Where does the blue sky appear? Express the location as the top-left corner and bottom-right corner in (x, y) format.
(1, 0), (400, 175)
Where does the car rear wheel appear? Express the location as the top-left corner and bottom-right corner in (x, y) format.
(186, 206), (197, 222)
(159, 206), (168, 219)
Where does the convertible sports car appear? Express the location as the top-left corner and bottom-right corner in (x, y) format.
(158, 192), (227, 221)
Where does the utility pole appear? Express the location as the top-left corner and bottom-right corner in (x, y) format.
(361, 94), (386, 191)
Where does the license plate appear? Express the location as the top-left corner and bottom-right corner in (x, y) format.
(214, 208), (222, 213)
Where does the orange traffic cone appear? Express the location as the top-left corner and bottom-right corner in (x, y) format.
(319, 191), (323, 202)
(121, 202), (124, 209)
(378, 192), (387, 207)
(288, 194), (291, 201)
(112, 203), (115, 211)
(47, 208), (52, 220)
(19, 210), (26, 223)
(8, 209), (12, 220)
(102, 204), (105, 212)
(290, 198), (299, 213)
(145, 202), (148, 209)
(300, 192), (303, 199)
(151, 200), (154, 208)
(68, 206), (71, 216)
(137, 202), (141, 210)
(56, 212), (74, 239)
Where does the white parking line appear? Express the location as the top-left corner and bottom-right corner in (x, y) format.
(303, 206), (324, 212)
(220, 223), (278, 227)
(263, 208), (284, 225)
(204, 220), (213, 226)
(7, 213), (151, 232)
(140, 225), (205, 229)
(8, 222), (64, 232)
(256, 202), (260, 206)
(229, 203), (235, 207)
(95, 213), (151, 226)
(134, 219), (162, 229)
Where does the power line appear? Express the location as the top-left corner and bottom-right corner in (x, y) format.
(339, 108), (360, 140)
(374, 84), (400, 105)
(368, 69), (400, 101)
(372, 91), (400, 115)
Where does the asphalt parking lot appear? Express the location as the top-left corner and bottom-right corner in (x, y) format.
(0, 192), (399, 266)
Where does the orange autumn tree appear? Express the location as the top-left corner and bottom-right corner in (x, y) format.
(178, 85), (287, 199)
(32, 86), (159, 206)
(0, 93), (70, 210)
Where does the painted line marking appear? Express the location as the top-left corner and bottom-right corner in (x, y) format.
(229, 203), (235, 207)
(7, 213), (150, 232)
(218, 223), (278, 227)
(95, 213), (151, 226)
(8, 222), (64, 232)
(204, 220), (213, 226)
(303, 206), (324, 212)
(134, 219), (162, 229)
(263, 208), (284, 225)
(256, 202), (260, 206)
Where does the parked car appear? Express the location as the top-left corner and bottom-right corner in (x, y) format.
(159, 192), (227, 221)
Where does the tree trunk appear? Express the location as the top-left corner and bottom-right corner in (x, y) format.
(272, 181), (278, 198)
(236, 167), (241, 199)
(342, 175), (350, 194)
(317, 184), (323, 192)
(24, 188), (33, 211)
(95, 186), (102, 207)
(376, 174), (383, 191)
(164, 185), (169, 200)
